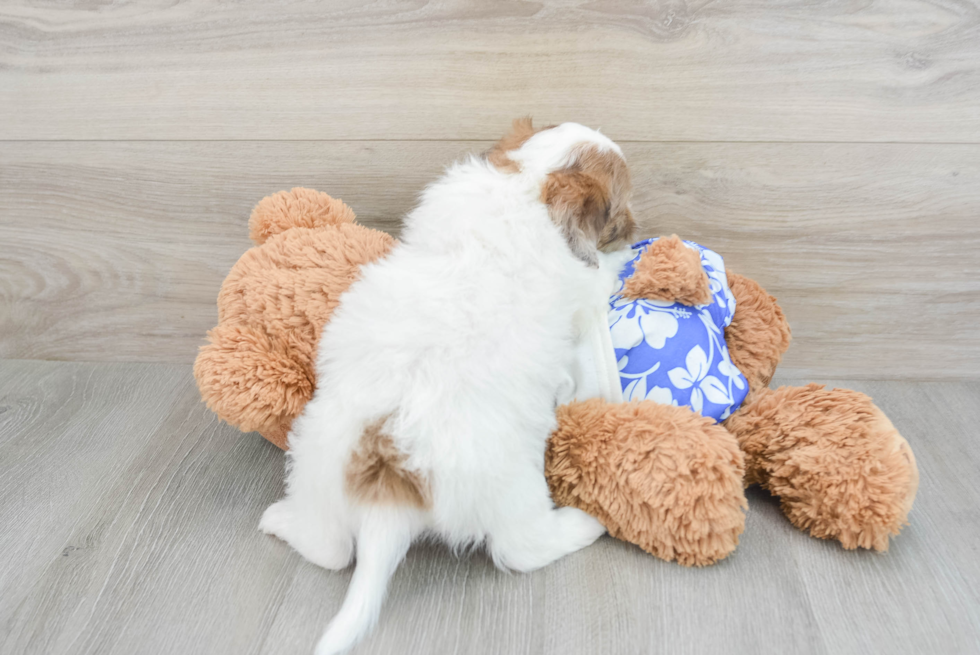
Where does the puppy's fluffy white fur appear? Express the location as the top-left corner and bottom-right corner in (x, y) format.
(261, 123), (630, 655)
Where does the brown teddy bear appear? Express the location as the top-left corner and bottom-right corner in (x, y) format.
(194, 187), (918, 566)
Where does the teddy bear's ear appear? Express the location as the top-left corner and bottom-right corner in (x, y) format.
(622, 235), (712, 305)
(248, 187), (356, 245)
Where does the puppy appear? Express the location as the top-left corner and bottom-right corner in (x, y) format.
(260, 119), (636, 655)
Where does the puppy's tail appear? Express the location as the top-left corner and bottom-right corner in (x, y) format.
(314, 507), (416, 655)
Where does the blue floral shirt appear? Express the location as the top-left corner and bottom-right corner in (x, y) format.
(609, 239), (748, 421)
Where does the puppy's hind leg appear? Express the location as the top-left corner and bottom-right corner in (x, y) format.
(260, 411), (354, 571)
(488, 468), (606, 573)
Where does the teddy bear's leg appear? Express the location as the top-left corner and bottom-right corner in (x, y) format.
(724, 384), (919, 551)
(194, 323), (315, 446)
(547, 398), (747, 566)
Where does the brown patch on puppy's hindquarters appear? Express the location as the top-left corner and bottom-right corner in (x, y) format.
(345, 417), (431, 508)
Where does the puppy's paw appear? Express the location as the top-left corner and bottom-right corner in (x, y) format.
(259, 500), (353, 570)
(557, 506), (607, 548)
(259, 500), (292, 540)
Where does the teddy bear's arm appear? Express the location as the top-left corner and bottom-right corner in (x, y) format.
(620, 235), (712, 305)
(723, 272), (791, 397)
(547, 398), (747, 566)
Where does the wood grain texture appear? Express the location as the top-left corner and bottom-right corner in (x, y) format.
(1, 1), (979, 141)
(791, 379), (980, 655)
(1, 141), (977, 377)
(1, 361), (978, 654)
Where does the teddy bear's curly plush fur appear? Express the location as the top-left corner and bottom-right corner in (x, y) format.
(194, 188), (394, 448)
(195, 188), (918, 565)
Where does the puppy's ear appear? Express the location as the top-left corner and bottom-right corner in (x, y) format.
(487, 117), (547, 173)
(542, 169), (610, 267)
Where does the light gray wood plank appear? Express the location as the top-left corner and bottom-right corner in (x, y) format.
(1, 141), (978, 378)
(264, 507), (825, 655)
(0, 359), (190, 641)
(0, 140), (475, 366)
(628, 142), (980, 380)
(2, 362), (979, 655)
(0, 360), (299, 655)
(1, 1), (979, 141)
(774, 378), (980, 655)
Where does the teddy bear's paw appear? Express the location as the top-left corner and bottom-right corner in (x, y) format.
(779, 426), (918, 552)
(260, 500), (353, 570)
(733, 385), (920, 552)
(548, 398), (747, 567)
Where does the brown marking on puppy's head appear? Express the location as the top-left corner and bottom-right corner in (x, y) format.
(345, 416), (430, 509)
(541, 145), (635, 267)
(486, 117), (555, 173)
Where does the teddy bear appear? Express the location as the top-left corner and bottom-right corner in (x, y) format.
(195, 187), (919, 566)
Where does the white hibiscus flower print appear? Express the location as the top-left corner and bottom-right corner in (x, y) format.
(608, 238), (750, 422)
(701, 248), (726, 275)
(667, 345), (733, 413)
(648, 385), (675, 405)
(717, 348), (745, 390)
(609, 306), (679, 351)
(625, 377), (675, 405)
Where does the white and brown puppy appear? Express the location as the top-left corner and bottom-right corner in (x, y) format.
(260, 119), (635, 655)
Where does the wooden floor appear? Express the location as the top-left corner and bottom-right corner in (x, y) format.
(1, 360), (978, 655)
